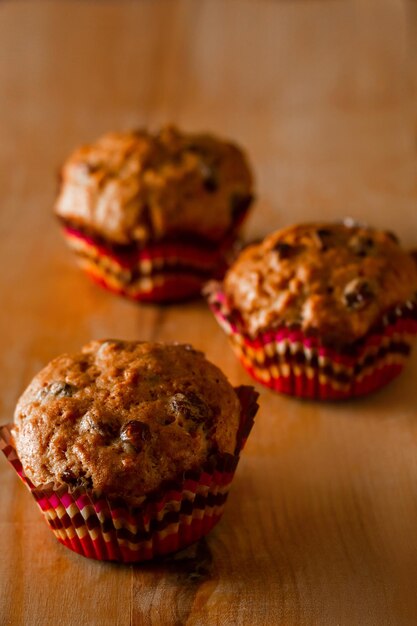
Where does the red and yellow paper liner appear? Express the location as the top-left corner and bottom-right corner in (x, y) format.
(62, 222), (244, 303)
(206, 283), (417, 400)
(0, 386), (258, 563)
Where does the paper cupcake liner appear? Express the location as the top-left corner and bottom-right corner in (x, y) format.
(83, 263), (206, 303)
(61, 220), (245, 303)
(0, 386), (258, 563)
(206, 283), (417, 400)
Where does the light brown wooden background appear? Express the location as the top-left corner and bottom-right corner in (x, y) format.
(1, 1), (417, 624)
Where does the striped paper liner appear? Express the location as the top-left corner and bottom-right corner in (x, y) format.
(0, 386), (258, 562)
(206, 283), (417, 400)
(61, 216), (246, 303)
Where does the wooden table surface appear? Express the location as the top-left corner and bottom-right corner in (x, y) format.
(1, 1), (417, 624)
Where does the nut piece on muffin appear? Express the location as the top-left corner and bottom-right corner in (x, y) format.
(55, 126), (254, 302)
(206, 221), (417, 400)
(4, 340), (258, 562)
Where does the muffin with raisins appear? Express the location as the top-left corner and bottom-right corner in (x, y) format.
(206, 221), (417, 399)
(55, 125), (254, 302)
(0, 340), (258, 562)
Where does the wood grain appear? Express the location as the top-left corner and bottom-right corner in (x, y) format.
(1, 1), (417, 624)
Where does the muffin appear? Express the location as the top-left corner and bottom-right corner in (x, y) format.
(0, 340), (258, 562)
(206, 221), (417, 400)
(55, 126), (254, 302)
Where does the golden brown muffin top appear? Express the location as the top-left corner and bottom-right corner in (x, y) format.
(223, 221), (417, 345)
(55, 125), (253, 245)
(13, 340), (241, 504)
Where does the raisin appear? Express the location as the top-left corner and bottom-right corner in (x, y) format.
(272, 241), (294, 260)
(313, 228), (332, 251)
(349, 235), (374, 257)
(343, 278), (375, 310)
(61, 470), (92, 489)
(139, 204), (154, 238)
(38, 381), (75, 401)
(80, 412), (114, 437)
(230, 192), (253, 222)
(185, 142), (201, 153)
(120, 420), (151, 452)
(168, 392), (212, 424)
(83, 162), (100, 174)
(61, 469), (77, 486)
(52, 382), (75, 396)
(199, 161), (218, 193)
(385, 230), (399, 244)
(93, 418), (117, 439)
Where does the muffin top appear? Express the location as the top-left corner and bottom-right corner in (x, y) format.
(13, 340), (241, 504)
(222, 221), (417, 345)
(55, 125), (253, 245)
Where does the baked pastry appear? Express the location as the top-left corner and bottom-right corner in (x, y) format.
(55, 126), (254, 302)
(0, 340), (258, 562)
(206, 221), (417, 399)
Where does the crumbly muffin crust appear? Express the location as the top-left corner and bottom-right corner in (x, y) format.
(223, 221), (417, 345)
(55, 125), (253, 245)
(13, 340), (241, 503)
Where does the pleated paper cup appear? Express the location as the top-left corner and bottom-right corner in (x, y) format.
(0, 386), (258, 563)
(61, 215), (247, 303)
(206, 282), (417, 400)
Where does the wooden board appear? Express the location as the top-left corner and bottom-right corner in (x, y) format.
(1, 1), (417, 623)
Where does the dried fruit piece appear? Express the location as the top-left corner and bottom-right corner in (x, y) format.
(79, 412), (118, 439)
(272, 242), (294, 260)
(120, 420), (151, 452)
(168, 392), (212, 425)
(343, 278), (375, 310)
(385, 231), (399, 244)
(38, 381), (75, 401)
(312, 228), (332, 251)
(230, 192), (253, 222)
(199, 161), (219, 192)
(61, 469), (93, 489)
(61, 469), (76, 485)
(349, 235), (375, 257)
